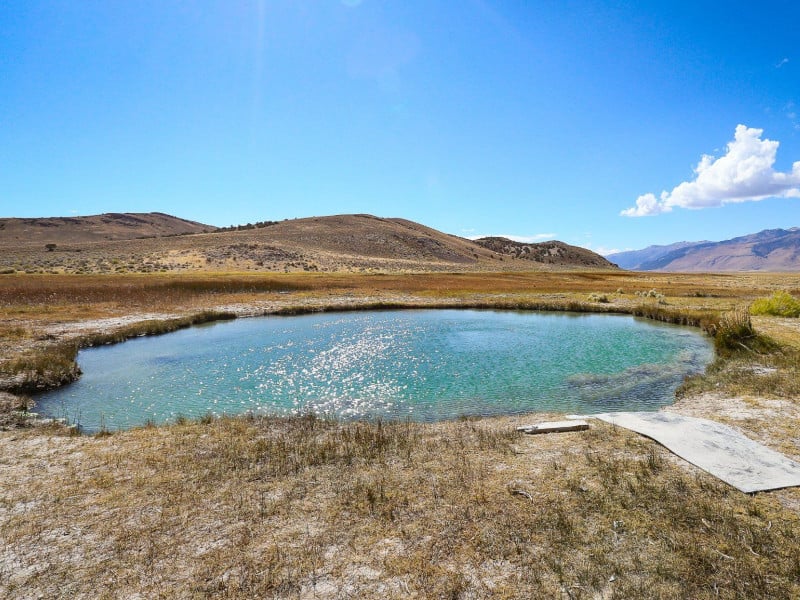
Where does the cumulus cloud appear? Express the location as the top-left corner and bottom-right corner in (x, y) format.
(621, 193), (668, 217)
(621, 125), (800, 217)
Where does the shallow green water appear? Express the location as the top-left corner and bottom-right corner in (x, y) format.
(34, 309), (713, 432)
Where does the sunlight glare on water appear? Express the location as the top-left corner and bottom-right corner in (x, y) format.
(34, 310), (713, 432)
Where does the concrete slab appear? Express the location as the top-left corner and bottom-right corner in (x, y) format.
(587, 411), (800, 493)
(517, 420), (589, 435)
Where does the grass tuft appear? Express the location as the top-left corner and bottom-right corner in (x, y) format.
(713, 309), (778, 356)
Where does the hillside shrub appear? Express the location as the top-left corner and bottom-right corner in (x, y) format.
(750, 291), (800, 318)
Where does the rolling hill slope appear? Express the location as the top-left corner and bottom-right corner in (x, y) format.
(0, 213), (616, 274)
(474, 237), (618, 268)
(0, 212), (214, 246)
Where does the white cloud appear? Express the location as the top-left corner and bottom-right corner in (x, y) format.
(621, 125), (800, 217)
(621, 192), (669, 217)
(589, 245), (622, 257)
(471, 233), (556, 243)
(776, 57), (789, 68)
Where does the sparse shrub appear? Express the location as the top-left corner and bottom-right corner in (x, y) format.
(587, 293), (609, 303)
(750, 291), (800, 318)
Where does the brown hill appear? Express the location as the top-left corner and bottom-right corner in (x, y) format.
(256, 215), (494, 263)
(0, 213), (617, 274)
(475, 237), (617, 268)
(0, 212), (214, 247)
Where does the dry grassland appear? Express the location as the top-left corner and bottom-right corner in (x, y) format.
(2, 271), (800, 598)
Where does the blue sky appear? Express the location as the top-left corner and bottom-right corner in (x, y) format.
(2, 1), (799, 254)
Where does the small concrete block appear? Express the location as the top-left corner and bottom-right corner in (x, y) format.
(516, 420), (590, 435)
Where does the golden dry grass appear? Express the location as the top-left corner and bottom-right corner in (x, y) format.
(3, 415), (800, 598)
(1, 269), (794, 326)
(1, 271), (800, 598)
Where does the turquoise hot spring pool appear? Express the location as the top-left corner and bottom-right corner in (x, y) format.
(33, 309), (714, 433)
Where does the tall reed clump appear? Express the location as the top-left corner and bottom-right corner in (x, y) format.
(750, 291), (800, 318)
(80, 310), (236, 347)
(630, 304), (718, 331)
(712, 309), (777, 356)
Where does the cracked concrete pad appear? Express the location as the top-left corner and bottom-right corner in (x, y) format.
(588, 411), (800, 493)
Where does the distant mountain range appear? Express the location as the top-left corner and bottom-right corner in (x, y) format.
(608, 228), (800, 272)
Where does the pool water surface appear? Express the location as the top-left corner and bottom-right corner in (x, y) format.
(34, 309), (714, 432)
